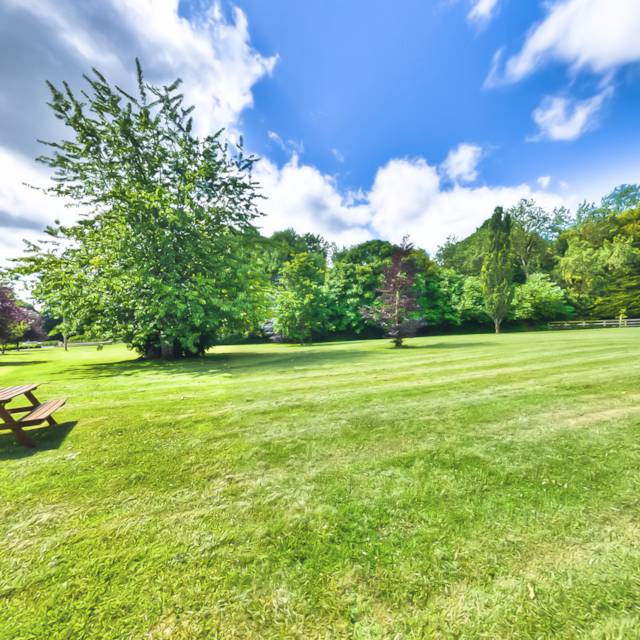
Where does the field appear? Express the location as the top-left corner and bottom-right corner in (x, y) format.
(1, 329), (640, 639)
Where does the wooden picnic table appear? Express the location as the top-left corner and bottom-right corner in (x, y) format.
(0, 385), (66, 448)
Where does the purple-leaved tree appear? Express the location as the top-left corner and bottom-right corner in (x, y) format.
(361, 238), (421, 347)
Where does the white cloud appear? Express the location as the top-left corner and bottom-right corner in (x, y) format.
(267, 130), (285, 148)
(468, 0), (500, 25)
(0, 147), (78, 261)
(492, 0), (640, 85)
(530, 88), (612, 141)
(253, 154), (373, 247)
(366, 158), (568, 253)
(537, 175), (551, 189)
(331, 148), (345, 163)
(254, 154), (570, 255)
(0, 0), (276, 261)
(441, 143), (483, 183)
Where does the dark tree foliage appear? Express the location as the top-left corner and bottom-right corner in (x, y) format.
(17, 61), (267, 359)
(361, 238), (421, 347)
(0, 287), (23, 353)
(0, 288), (46, 352)
(326, 240), (395, 335)
(16, 307), (47, 342)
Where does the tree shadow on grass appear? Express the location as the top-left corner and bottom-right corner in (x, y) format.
(62, 340), (497, 381)
(63, 346), (381, 380)
(403, 341), (495, 350)
(0, 421), (77, 460)
(0, 360), (48, 367)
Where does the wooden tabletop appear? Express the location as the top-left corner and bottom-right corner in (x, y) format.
(0, 384), (39, 403)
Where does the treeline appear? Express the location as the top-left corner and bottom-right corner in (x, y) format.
(261, 182), (640, 342)
(6, 63), (640, 357)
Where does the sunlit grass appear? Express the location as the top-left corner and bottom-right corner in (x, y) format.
(1, 329), (640, 638)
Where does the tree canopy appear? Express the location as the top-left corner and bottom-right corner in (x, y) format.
(18, 62), (268, 358)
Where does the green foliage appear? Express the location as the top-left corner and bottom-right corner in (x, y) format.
(481, 207), (515, 333)
(507, 199), (555, 279)
(17, 62), (268, 358)
(266, 228), (333, 282)
(511, 273), (573, 321)
(558, 204), (640, 316)
(361, 239), (421, 347)
(415, 266), (464, 327)
(457, 275), (487, 324)
(436, 226), (489, 276)
(272, 252), (328, 343)
(325, 240), (395, 335)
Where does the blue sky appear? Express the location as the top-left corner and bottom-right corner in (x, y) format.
(226, 0), (640, 195)
(2, 0), (640, 259)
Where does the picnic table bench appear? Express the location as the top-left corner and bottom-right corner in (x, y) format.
(0, 385), (66, 448)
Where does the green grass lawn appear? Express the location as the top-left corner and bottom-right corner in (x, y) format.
(1, 330), (640, 639)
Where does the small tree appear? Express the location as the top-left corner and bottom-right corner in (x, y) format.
(481, 207), (514, 333)
(272, 252), (328, 343)
(361, 238), (420, 347)
(511, 273), (573, 321)
(0, 287), (26, 353)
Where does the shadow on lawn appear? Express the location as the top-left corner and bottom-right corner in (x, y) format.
(0, 360), (48, 367)
(0, 421), (77, 460)
(63, 340), (494, 380)
(403, 341), (494, 350)
(64, 346), (379, 380)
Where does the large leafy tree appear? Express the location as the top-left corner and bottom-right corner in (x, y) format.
(325, 240), (395, 335)
(456, 275), (487, 324)
(557, 203), (640, 316)
(266, 229), (332, 282)
(511, 273), (573, 321)
(272, 252), (328, 343)
(507, 199), (554, 279)
(361, 239), (421, 347)
(481, 207), (515, 333)
(18, 62), (267, 358)
(436, 226), (489, 276)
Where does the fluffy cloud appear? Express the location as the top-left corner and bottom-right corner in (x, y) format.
(254, 155), (373, 248)
(484, 0), (640, 142)
(0, 0), (276, 260)
(537, 175), (551, 189)
(498, 0), (640, 84)
(255, 155), (570, 255)
(365, 158), (567, 252)
(467, 0), (500, 25)
(530, 88), (612, 141)
(440, 144), (483, 183)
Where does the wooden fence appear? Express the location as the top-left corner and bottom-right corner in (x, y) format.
(548, 318), (640, 330)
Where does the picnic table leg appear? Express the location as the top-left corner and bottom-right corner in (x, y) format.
(11, 426), (36, 448)
(0, 404), (36, 448)
(25, 390), (57, 427)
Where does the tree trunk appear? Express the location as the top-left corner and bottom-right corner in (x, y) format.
(494, 318), (501, 334)
(63, 333), (68, 351)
